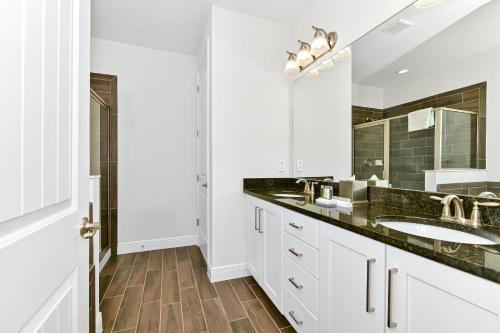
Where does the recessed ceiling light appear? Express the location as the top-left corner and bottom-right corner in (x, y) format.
(414, 0), (444, 9)
(396, 68), (410, 74)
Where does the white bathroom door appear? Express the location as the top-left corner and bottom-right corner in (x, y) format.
(197, 37), (210, 264)
(0, 0), (91, 332)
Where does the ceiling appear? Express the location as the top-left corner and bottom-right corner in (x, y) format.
(352, 0), (492, 85)
(91, 0), (309, 56)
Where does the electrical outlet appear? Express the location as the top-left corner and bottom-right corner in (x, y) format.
(278, 160), (286, 172)
(296, 160), (304, 172)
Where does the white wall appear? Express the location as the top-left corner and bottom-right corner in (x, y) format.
(382, 46), (500, 179)
(352, 83), (384, 109)
(91, 39), (198, 248)
(210, 7), (291, 268)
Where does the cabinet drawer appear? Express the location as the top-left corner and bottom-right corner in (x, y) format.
(283, 289), (318, 333)
(283, 209), (319, 248)
(284, 233), (318, 278)
(283, 257), (318, 316)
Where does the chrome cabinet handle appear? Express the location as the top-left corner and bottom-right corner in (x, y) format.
(289, 222), (303, 230)
(258, 208), (264, 233)
(387, 268), (398, 328)
(288, 248), (303, 257)
(288, 311), (303, 325)
(288, 277), (303, 289)
(254, 207), (259, 231)
(366, 258), (376, 313)
(201, 183), (208, 188)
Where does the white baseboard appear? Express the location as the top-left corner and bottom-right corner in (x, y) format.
(208, 263), (249, 282)
(118, 235), (198, 254)
(99, 248), (111, 272)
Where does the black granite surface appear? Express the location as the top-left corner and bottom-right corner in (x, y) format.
(243, 184), (500, 284)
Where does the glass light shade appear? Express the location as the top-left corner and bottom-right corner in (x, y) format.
(332, 47), (351, 62)
(318, 58), (334, 71)
(297, 48), (313, 67)
(414, 0), (443, 9)
(284, 58), (300, 75)
(311, 35), (329, 57)
(305, 68), (320, 78)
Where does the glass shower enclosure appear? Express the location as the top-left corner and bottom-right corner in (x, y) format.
(353, 107), (478, 190)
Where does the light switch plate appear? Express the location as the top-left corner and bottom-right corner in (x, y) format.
(278, 160), (287, 172)
(296, 160), (304, 172)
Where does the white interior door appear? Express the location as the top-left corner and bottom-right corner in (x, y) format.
(197, 37), (210, 264)
(0, 0), (90, 331)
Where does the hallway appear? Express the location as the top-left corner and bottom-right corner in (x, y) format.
(100, 246), (294, 332)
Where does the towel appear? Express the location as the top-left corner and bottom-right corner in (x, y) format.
(408, 108), (434, 132)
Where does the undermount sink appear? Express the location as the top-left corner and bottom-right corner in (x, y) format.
(272, 193), (308, 198)
(376, 216), (500, 245)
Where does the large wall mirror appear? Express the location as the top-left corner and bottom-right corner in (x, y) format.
(291, 0), (500, 198)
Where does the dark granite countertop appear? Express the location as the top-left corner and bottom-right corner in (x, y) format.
(244, 188), (500, 284)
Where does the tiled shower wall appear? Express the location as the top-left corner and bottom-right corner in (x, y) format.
(389, 117), (434, 190)
(353, 124), (385, 180)
(436, 181), (500, 197)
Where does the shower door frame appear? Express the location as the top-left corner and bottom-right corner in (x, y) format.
(90, 88), (112, 259)
(433, 107), (479, 170)
(352, 119), (391, 180)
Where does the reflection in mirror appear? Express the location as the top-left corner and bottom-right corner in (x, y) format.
(291, 49), (352, 178)
(351, 0), (499, 197)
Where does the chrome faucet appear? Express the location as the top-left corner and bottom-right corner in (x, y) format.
(431, 194), (465, 223)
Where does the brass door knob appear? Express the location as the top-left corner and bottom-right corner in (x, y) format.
(80, 217), (100, 239)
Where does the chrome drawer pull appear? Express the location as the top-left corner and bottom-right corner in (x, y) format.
(254, 207), (259, 231)
(387, 268), (398, 329)
(288, 277), (303, 289)
(289, 222), (304, 230)
(288, 311), (303, 325)
(258, 208), (264, 234)
(366, 258), (376, 313)
(288, 248), (303, 257)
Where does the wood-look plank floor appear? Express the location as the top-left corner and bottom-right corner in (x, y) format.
(100, 245), (295, 333)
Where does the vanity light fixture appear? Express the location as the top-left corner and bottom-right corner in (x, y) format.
(311, 26), (338, 57)
(284, 26), (338, 75)
(296, 40), (314, 67)
(284, 51), (301, 75)
(305, 68), (320, 78)
(318, 58), (334, 71)
(414, 0), (443, 9)
(396, 68), (410, 74)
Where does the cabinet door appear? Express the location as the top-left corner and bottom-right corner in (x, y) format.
(386, 246), (500, 333)
(261, 202), (283, 311)
(319, 223), (385, 333)
(247, 199), (261, 282)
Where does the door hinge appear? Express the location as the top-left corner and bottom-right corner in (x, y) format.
(196, 129), (199, 137)
(197, 85), (200, 93)
(197, 174), (200, 182)
(196, 218), (200, 226)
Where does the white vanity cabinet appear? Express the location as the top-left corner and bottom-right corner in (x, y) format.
(246, 195), (500, 333)
(246, 196), (283, 311)
(386, 246), (500, 333)
(319, 222), (386, 333)
(318, 221), (500, 333)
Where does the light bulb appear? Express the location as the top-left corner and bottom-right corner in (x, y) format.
(305, 68), (320, 78)
(296, 40), (314, 67)
(284, 52), (300, 75)
(318, 58), (334, 71)
(310, 27), (330, 57)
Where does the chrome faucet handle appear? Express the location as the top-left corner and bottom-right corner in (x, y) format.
(430, 196), (444, 203)
(470, 201), (500, 228)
